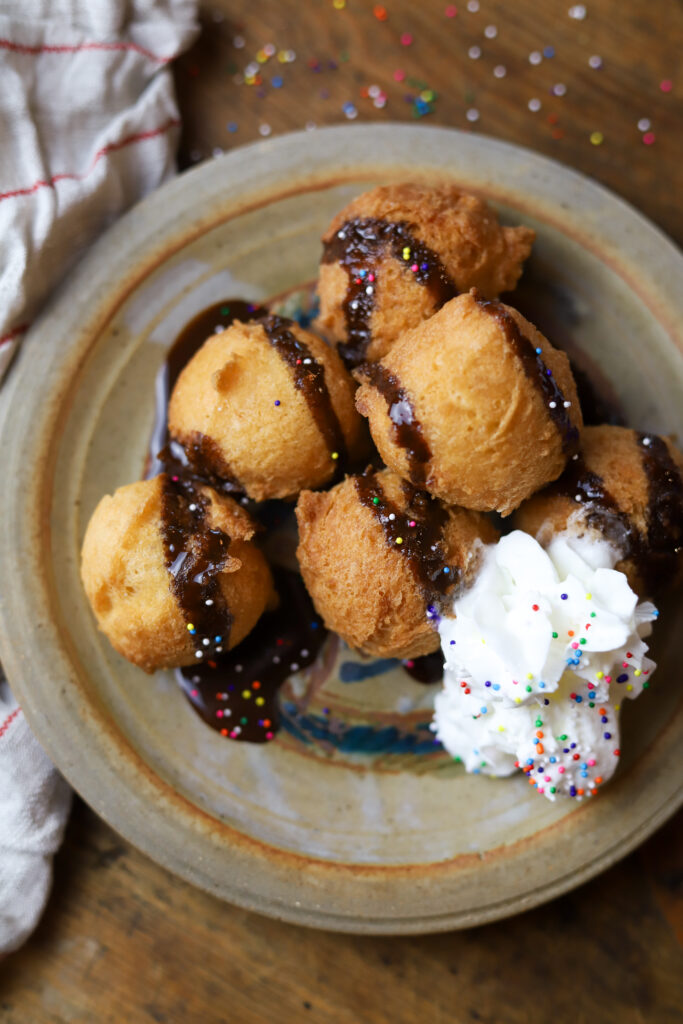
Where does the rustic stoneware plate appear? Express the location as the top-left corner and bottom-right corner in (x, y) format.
(1, 125), (682, 935)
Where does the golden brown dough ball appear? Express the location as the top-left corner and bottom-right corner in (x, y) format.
(296, 468), (498, 659)
(315, 182), (535, 365)
(513, 425), (683, 596)
(353, 291), (583, 516)
(81, 475), (275, 672)
(168, 314), (368, 501)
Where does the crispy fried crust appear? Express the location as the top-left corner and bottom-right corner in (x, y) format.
(295, 469), (498, 658)
(316, 182), (535, 362)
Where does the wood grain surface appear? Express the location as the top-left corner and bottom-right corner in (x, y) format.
(175, 0), (683, 244)
(2, 0), (682, 1021)
(1, 799), (682, 1024)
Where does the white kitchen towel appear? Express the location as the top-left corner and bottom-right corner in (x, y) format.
(0, 0), (198, 955)
(0, 678), (72, 955)
(0, 0), (199, 381)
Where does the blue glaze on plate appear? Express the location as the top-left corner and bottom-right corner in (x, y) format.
(280, 702), (441, 755)
(339, 658), (400, 682)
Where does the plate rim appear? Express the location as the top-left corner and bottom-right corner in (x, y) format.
(1, 123), (682, 934)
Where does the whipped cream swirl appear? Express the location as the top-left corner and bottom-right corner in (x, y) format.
(433, 530), (658, 800)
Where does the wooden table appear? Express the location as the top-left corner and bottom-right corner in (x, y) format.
(2, 1), (682, 1020)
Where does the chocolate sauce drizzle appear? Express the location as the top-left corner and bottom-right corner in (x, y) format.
(550, 433), (683, 595)
(260, 313), (347, 475)
(473, 293), (580, 456)
(354, 469), (457, 602)
(356, 361), (431, 485)
(175, 569), (327, 742)
(500, 271), (625, 427)
(322, 217), (458, 367)
(166, 433), (244, 495)
(160, 473), (234, 654)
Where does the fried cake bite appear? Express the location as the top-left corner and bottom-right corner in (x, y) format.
(514, 425), (683, 596)
(296, 468), (498, 659)
(354, 290), (583, 516)
(315, 182), (535, 365)
(168, 314), (368, 501)
(81, 475), (275, 672)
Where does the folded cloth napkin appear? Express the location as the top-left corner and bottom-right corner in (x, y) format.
(0, 0), (198, 955)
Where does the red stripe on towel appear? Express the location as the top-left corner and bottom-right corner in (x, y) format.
(0, 323), (30, 344)
(0, 38), (173, 63)
(0, 118), (180, 204)
(0, 708), (22, 738)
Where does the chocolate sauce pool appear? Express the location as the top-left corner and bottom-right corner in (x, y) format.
(402, 650), (445, 684)
(175, 569), (327, 743)
(322, 217), (457, 367)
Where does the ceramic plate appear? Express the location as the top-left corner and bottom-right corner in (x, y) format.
(1, 125), (682, 935)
